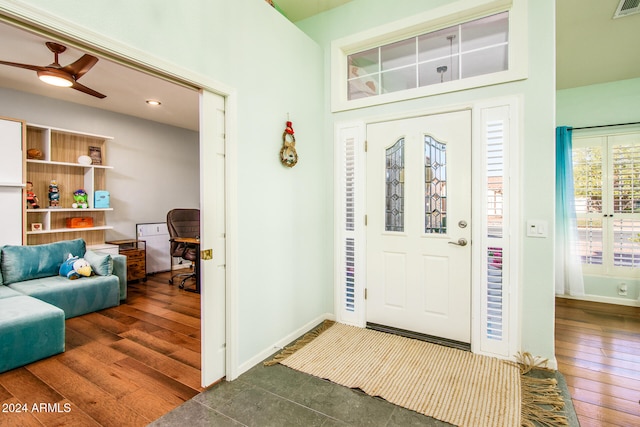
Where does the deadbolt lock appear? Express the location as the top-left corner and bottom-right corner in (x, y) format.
(458, 220), (468, 228)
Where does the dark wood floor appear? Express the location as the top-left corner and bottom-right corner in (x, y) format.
(1, 278), (638, 426)
(555, 298), (640, 427)
(0, 271), (202, 427)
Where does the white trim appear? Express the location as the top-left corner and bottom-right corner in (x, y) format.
(335, 97), (523, 361)
(223, 91), (240, 381)
(0, 1), (239, 385)
(236, 313), (335, 377)
(470, 96), (522, 360)
(330, 0), (527, 112)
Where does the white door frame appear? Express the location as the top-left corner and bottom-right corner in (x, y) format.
(0, 5), (240, 384)
(334, 97), (521, 361)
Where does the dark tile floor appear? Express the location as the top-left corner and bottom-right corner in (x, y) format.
(150, 358), (578, 427)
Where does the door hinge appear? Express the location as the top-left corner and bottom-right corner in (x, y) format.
(364, 288), (368, 300)
(364, 140), (368, 152)
(364, 215), (368, 226)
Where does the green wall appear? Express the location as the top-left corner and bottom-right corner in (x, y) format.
(557, 77), (640, 128)
(299, 0), (558, 362)
(0, 0), (332, 369)
(557, 77), (640, 304)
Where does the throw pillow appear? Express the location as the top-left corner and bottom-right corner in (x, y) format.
(84, 250), (113, 276)
(1, 239), (86, 285)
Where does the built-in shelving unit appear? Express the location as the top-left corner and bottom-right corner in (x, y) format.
(25, 124), (114, 246)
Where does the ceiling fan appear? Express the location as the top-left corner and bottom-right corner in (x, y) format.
(0, 41), (106, 99)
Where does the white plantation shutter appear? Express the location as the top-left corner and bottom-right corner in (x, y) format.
(573, 132), (640, 276)
(479, 106), (513, 357)
(335, 122), (366, 326)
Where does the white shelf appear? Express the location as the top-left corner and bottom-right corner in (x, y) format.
(27, 208), (113, 213)
(25, 123), (114, 245)
(27, 159), (113, 169)
(27, 226), (114, 235)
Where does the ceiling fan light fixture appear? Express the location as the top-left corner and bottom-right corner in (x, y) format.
(37, 69), (73, 87)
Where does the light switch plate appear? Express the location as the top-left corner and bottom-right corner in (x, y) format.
(526, 220), (548, 238)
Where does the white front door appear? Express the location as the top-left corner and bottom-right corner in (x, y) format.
(366, 110), (471, 343)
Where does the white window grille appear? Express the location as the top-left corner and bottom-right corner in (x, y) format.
(573, 132), (640, 276)
(347, 13), (509, 101)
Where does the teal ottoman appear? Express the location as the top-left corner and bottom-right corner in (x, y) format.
(0, 294), (65, 373)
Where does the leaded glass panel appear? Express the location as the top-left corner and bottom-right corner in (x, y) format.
(385, 138), (405, 232)
(425, 136), (447, 233)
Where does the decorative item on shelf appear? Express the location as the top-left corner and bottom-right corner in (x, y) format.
(31, 223), (42, 232)
(94, 190), (110, 208)
(27, 148), (43, 159)
(26, 181), (40, 209)
(48, 180), (60, 208)
(88, 146), (102, 165)
(66, 217), (94, 228)
(77, 155), (92, 165)
(72, 189), (89, 208)
(280, 118), (298, 168)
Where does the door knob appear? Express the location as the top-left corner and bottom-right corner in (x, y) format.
(448, 238), (468, 246)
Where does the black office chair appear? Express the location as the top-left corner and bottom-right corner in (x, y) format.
(167, 208), (200, 289)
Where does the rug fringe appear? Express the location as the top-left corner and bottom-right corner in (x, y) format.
(264, 320), (335, 366)
(516, 352), (569, 427)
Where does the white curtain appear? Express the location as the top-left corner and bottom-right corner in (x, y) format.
(555, 126), (585, 296)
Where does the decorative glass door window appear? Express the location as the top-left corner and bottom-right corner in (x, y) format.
(424, 136), (447, 234)
(385, 138), (405, 232)
(347, 12), (509, 100)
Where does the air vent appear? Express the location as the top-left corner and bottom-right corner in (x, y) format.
(613, 0), (640, 18)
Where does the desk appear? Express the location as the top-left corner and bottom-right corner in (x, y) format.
(172, 237), (200, 294)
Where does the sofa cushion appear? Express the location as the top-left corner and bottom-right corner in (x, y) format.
(84, 250), (113, 276)
(1, 239), (86, 285)
(8, 274), (119, 319)
(0, 295), (65, 373)
(0, 285), (23, 300)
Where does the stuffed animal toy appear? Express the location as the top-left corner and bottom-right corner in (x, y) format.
(72, 189), (89, 208)
(59, 254), (93, 280)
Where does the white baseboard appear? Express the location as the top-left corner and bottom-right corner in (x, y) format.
(236, 312), (335, 378)
(557, 293), (640, 307)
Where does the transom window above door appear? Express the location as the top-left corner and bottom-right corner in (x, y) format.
(331, 0), (528, 112)
(348, 12), (509, 101)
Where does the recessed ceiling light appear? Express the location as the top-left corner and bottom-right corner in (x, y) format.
(146, 99), (161, 106)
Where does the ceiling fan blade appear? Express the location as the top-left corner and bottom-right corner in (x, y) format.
(71, 81), (106, 99)
(0, 60), (46, 72)
(62, 54), (98, 80)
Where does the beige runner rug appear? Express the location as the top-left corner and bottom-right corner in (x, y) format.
(273, 322), (519, 427)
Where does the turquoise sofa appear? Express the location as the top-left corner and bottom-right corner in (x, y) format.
(0, 239), (127, 373)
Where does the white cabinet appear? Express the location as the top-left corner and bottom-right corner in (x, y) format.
(0, 117), (25, 245)
(137, 223), (171, 273)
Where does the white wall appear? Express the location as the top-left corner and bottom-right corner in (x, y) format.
(0, 0), (332, 369)
(298, 0), (558, 363)
(0, 87), (199, 239)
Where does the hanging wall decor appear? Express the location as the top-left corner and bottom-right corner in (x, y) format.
(280, 120), (298, 168)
